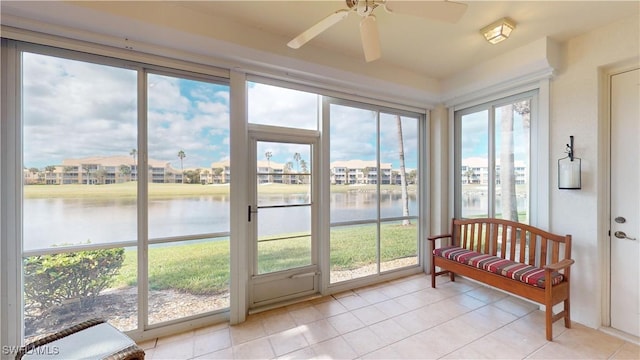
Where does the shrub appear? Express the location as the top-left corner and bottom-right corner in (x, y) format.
(24, 248), (125, 311)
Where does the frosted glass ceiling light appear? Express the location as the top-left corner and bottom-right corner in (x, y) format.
(481, 17), (516, 44)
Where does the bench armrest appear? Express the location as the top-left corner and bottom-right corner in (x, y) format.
(544, 258), (575, 272)
(427, 234), (452, 242)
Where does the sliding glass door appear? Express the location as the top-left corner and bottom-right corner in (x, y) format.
(326, 98), (421, 284)
(18, 45), (230, 341)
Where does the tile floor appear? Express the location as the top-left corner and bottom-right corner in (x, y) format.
(138, 274), (640, 359)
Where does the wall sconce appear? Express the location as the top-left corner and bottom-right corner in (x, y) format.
(558, 136), (581, 190)
(480, 17), (516, 44)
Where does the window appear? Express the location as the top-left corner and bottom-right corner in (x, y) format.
(15, 45), (230, 341)
(455, 92), (535, 223)
(327, 99), (421, 283)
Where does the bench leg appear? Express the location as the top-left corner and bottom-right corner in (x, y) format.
(545, 306), (553, 341)
(564, 298), (572, 328)
(431, 256), (436, 288)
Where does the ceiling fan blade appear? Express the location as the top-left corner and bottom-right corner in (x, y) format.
(287, 9), (350, 49)
(384, 0), (468, 23)
(360, 15), (381, 62)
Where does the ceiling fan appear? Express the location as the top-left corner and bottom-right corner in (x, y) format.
(287, 0), (467, 63)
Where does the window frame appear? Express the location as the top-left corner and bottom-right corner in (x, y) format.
(452, 88), (545, 226)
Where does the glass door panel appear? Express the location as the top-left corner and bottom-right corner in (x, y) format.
(250, 136), (318, 307)
(255, 141), (312, 274)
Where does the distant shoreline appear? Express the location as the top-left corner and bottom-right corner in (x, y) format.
(23, 182), (417, 199)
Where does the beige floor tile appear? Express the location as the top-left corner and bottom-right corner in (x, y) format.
(193, 328), (232, 358)
(193, 346), (234, 359)
(193, 322), (229, 337)
(334, 293), (370, 311)
(443, 334), (532, 359)
(393, 309), (437, 334)
(230, 318), (267, 345)
(448, 292), (491, 311)
(289, 305), (324, 325)
(341, 326), (385, 356)
(325, 312), (366, 334)
(353, 288), (390, 304)
(310, 336), (358, 359)
(367, 318), (412, 345)
(373, 298), (409, 317)
(152, 337), (195, 360)
(491, 294), (539, 317)
(466, 285), (510, 303)
(611, 341), (640, 359)
(275, 346), (316, 359)
(377, 282), (410, 299)
(232, 337), (274, 359)
(261, 311), (297, 335)
(312, 298), (348, 318)
(156, 329), (195, 347)
(351, 304), (389, 325)
(527, 323), (625, 359)
(361, 344), (405, 359)
(391, 274), (431, 293)
(268, 326), (308, 357)
(299, 319), (339, 345)
(393, 291), (431, 310)
(143, 273), (637, 360)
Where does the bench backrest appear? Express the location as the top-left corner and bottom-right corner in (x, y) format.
(450, 218), (572, 268)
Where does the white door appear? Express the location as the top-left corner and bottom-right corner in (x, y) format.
(248, 131), (320, 308)
(610, 68), (639, 337)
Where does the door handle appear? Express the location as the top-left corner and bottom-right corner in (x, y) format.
(614, 231), (637, 240)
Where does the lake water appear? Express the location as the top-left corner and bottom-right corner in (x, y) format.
(24, 192), (418, 251)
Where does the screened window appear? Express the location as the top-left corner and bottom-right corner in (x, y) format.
(455, 92), (534, 223)
(18, 47), (230, 341)
(327, 99), (421, 283)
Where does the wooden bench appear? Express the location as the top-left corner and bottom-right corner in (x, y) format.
(427, 218), (574, 341)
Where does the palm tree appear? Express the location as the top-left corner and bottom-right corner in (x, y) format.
(265, 151), (272, 183)
(130, 149), (137, 181)
(293, 152), (301, 184)
(396, 115), (411, 225)
(177, 150), (186, 184)
(299, 159), (308, 184)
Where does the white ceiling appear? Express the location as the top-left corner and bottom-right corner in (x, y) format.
(1, 1), (638, 97)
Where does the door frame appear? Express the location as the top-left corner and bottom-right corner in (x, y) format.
(599, 61), (639, 335)
(247, 125), (321, 309)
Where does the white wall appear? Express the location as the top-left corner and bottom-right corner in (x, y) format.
(550, 14), (639, 329)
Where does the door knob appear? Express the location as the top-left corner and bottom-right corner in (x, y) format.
(614, 231), (637, 240)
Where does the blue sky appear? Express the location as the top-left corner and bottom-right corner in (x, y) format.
(23, 52), (421, 172)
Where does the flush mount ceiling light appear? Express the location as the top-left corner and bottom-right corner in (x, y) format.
(480, 17), (516, 44)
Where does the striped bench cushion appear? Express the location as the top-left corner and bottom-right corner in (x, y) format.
(433, 246), (564, 288)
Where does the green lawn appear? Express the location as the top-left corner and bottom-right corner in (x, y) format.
(112, 222), (418, 294)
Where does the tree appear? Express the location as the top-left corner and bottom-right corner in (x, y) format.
(213, 167), (224, 183)
(119, 164), (131, 182)
(94, 169), (107, 185)
(265, 151), (273, 183)
(177, 150), (186, 184)
(499, 101), (530, 222)
(82, 165), (91, 185)
(396, 115), (410, 225)
(284, 161), (293, 184)
(361, 167), (369, 184)
(299, 159), (308, 184)
(293, 152), (301, 183)
(130, 149), (137, 181)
